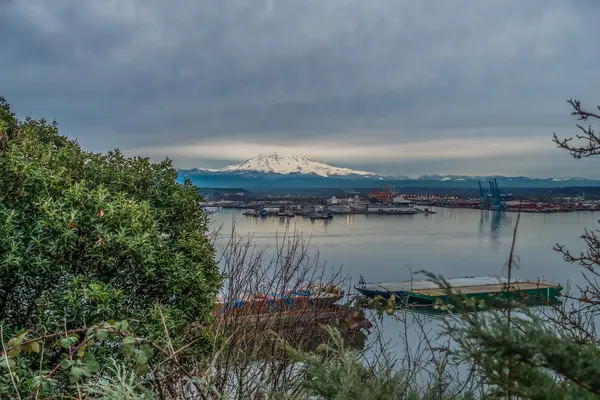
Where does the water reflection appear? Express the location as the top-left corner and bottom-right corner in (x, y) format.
(345, 214), (355, 228)
(479, 210), (512, 251)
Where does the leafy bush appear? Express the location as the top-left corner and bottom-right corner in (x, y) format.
(0, 96), (221, 396)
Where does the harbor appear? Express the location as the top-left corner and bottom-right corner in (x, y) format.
(215, 191), (435, 219)
(202, 179), (600, 216)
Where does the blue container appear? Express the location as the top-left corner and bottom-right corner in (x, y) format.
(291, 291), (311, 297)
(232, 299), (245, 309)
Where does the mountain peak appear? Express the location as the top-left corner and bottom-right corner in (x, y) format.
(217, 153), (376, 177)
(257, 152), (309, 161)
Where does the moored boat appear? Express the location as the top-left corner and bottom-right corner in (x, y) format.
(366, 205), (419, 215)
(274, 208), (295, 218)
(301, 283), (345, 306)
(355, 275), (562, 306)
(216, 284), (344, 315)
(310, 211), (333, 220)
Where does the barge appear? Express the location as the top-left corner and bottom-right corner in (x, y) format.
(216, 284), (345, 315)
(214, 284), (372, 330)
(356, 276), (562, 306)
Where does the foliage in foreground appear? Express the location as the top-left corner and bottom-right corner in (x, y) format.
(0, 96), (221, 396)
(276, 326), (475, 400)
(81, 359), (155, 400)
(41, 326), (474, 400)
(5, 95), (600, 398)
(443, 307), (600, 399)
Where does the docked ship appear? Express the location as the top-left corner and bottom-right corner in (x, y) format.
(355, 275), (562, 306)
(278, 206), (296, 218)
(366, 205), (419, 215)
(367, 196), (420, 214)
(310, 210), (333, 220)
(216, 284), (345, 314)
(215, 284), (371, 333)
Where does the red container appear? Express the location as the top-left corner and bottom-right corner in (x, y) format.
(293, 295), (309, 311)
(266, 295), (285, 312)
(215, 298), (226, 316)
(250, 295), (268, 314)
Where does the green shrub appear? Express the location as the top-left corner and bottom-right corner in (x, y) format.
(0, 96), (221, 396)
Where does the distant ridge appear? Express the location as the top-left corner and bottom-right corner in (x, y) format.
(178, 153), (600, 189)
(415, 174), (595, 183)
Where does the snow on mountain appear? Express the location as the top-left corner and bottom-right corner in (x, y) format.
(184, 158), (595, 183)
(418, 174), (475, 181)
(416, 175), (594, 183)
(418, 174), (443, 181)
(214, 153), (378, 178)
(550, 177), (590, 182)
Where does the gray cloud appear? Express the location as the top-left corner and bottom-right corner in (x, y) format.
(1, 0), (600, 176)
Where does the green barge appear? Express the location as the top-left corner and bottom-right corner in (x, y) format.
(356, 276), (562, 306)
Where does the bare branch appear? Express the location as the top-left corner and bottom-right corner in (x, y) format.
(553, 99), (600, 158)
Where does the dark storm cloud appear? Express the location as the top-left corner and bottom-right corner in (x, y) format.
(1, 0), (600, 176)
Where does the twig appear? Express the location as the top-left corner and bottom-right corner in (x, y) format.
(553, 99), (600, 158)
(505, 200), (522, 400)
(1, 324), (22, 400)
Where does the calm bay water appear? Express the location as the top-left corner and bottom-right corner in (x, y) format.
(210, 208), (597, 380)
(211, 208), (594, 288)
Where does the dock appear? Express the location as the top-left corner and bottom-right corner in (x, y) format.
(356, 276), (562, 306)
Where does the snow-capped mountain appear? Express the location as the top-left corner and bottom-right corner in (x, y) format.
(179, 155), (600, 189)
(203, 153), (379, 178)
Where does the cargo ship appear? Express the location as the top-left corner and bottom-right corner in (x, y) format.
(309, 206), (334, 220)
(355, 276), (562, 306)
(214, 284), (373, 329)
(216, 284), (345, 315)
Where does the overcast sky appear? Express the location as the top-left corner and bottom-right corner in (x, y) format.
(2, 0), (600, 177)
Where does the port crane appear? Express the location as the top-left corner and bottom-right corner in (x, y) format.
(478, 181), (485, 209)
(380, 185), (394, 203)
(478, 179), (505, 210)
